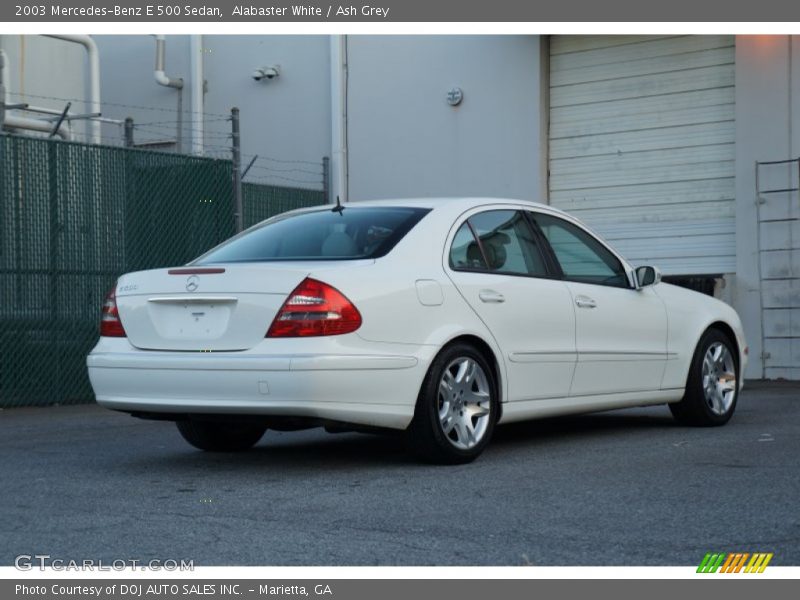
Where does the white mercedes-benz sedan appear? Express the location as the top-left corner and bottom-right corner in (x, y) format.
(87, 198), (747, 463)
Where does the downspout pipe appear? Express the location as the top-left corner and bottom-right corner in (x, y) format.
(330, 35), (348, 203)
(153, 35), (184, 89)
(0, 48), (9, 105)
(189, 35), (203, 155)
(0, 48), (7, 128)
(42, 34), (100, 144)
(153, 35), (184, 152)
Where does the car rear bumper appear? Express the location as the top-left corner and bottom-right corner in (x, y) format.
(87, 337), (433, 430)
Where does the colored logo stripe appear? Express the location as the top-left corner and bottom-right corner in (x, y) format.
(698, 552), (773, 573)
(697, 553), (726, 573)
(745, 553), (773, 573)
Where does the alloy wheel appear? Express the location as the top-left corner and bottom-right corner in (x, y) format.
(437, 357), (492, 449)
(701, 341), (737, 415)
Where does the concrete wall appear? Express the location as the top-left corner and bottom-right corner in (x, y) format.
(345, 35), (546, 202)
(734, 35), (800, 379)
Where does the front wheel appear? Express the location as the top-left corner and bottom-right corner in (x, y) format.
(669, 329), (739, 426)
(176, 419), (267, 452)
(407, 343), (498, 464)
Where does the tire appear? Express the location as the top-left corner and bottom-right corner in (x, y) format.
(407, 342), (498, 464)
(669, 328), (739, 426)
(176, 419), (267, 452)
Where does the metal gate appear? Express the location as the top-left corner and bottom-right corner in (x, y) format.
(755, 157), (800, 379)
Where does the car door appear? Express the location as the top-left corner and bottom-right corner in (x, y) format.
(529, 211), (668, 397)
(446, 208), (576, 402)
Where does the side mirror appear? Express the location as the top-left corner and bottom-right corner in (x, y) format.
(635, 265), (662, 289)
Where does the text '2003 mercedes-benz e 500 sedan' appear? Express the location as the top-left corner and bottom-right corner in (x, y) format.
(87, 198), (747, 464)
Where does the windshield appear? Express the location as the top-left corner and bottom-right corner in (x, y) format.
(194, 206), (430, 263)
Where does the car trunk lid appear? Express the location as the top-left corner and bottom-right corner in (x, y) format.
(114, 264), (311, 351)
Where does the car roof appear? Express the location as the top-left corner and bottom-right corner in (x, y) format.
(321, 197), (571, 216)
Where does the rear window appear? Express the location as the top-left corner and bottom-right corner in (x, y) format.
(195, 206), (430, 263)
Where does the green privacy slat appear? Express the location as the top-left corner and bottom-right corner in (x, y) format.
(0, 134), (325, 407)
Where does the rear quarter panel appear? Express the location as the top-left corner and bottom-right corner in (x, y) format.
(304, 207), (510, 401)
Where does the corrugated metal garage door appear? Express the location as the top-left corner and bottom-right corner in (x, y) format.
(548, 35), (736, 275)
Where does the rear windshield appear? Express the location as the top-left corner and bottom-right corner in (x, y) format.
(195, 206), (430, 263)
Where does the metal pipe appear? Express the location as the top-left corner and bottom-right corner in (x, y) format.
(153, 35), (184, 89)
(153, 35), (184, 152)
(0, 49), (9, 106)
(231, 107), (243, 233)
(42, 34), (101, 144)
(124, 117), (134, 147)
(189, 35), (204, 155)
(0, 49), (7, 128)
(330, 35), (348, 203)
(4, 113), (70, 139)
(1, 48), (70, 139)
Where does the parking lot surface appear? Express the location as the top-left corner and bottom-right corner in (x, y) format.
(1, 382), (798, 566)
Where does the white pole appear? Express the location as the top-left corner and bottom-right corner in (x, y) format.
(330, 35), (348, 203)
(190, 34), (204, 155)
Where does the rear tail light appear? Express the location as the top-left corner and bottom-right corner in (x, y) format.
(100, 286), (127, 337)
(267, 278), (362, 337)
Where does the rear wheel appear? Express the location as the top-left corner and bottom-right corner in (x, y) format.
(408, 343), (498, 464)
(669, 329), (739, 426)
(176, 419), (267, 452)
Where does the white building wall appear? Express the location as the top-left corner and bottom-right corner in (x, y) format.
(94, 34), (192, 147)
(0, 35), (88, 141)
(345, 35), (546, 202)
(734, 35), (800, 379)
(201, 35), (331, 174)
(95, 34), (331, 176)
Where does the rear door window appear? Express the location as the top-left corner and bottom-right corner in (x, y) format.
(195, 207), (430, 263)
(449, 210), (549, 277)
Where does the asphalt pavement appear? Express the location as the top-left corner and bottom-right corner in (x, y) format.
(1, 382), (798, 566)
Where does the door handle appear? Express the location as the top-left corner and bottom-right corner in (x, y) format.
(575, 295), (597, 309)
(479, 290), (505, 303)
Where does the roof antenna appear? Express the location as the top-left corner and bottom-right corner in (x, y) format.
(332, 195), (345, 214)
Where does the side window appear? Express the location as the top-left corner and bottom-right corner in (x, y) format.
(449, 210), (548, 277)
(533, 213), (629, 288)
(449, 222), (488, 270)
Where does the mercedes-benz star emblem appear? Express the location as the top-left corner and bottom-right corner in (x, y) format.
(185, 275), (199, 292)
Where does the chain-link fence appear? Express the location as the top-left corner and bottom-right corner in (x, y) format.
(0, 134), (325, 408)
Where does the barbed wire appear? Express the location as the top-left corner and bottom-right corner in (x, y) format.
(131, 124), (232, 141)
(4, 91), (327, 172)
(245, 173), (324, 188)
(4, 90), (231, 119)
(239, 152), (324, 167)
(135, 118), (229, 127)
(245, 163), (323, 177)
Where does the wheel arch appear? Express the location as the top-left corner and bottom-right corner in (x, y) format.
(681, 320), (743, 390)
(706, 321), (741, 365)
(433, 334), (505, 422)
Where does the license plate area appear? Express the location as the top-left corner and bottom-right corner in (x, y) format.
(147, 296), (237, 341)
